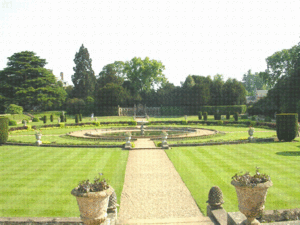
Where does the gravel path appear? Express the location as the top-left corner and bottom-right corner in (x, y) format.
(117, 140), (213, 224)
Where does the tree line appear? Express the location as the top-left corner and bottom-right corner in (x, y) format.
(0, 44), (248, 115)
(249, 41), (300, 117)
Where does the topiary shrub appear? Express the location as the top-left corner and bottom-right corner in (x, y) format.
(241, 115), (248, 119)
(234, 112), (239, 121)
(50, 114), (53, 122)
(43, 115), (47, 124)
(79, 114), (82, 122)
(203, 112), (208, 121)
(214, 113), (221, 120)
(32, 117), (39, 122)
(64, 116), (67, 122)
(217, 120), (223, 126)
(251, 115), (258, 121)
(9, 120), (17, 126)
(226, 112), (230, 120)
(198, 111), (202, 120)
(276, 113), (298, 141)
(0, 116), (9, 144)
(131, 121), (137, 126)
(60, 115), (64, 123)
(22, 119), (29, 124)
(5, 104), (23, 114)
(75, 114), (79, 124)
(265, 116), (272, 122)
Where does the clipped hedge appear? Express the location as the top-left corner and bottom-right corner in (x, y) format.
(0, 116), (9, 144)
(234, 112), (239, 121)
(75, 114), (79, 124)
(43, 115), (47, 124)
(198, 111), (202, 120)
(276, 113), (298, 141)
(32, 117), (39, 122)
(9, 120), (17, 126)
(241, 115), (248, 119)
(226, 111), (230, 120)
(203, 112), (208, 120)
(198, 105), (247, 115)
(50, 114), (54, 122)
(161, 106), (185, 116)
(214, 113), (221, 120)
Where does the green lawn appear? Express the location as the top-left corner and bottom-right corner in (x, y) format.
(166, 141), (300, 215)
(166, 126), (277, 144)
(8, 125), (135, 145)
(0, 146), (128, 217)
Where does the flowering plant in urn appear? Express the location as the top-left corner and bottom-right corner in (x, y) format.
(71, 173), (114, 225)
(231, 167), (272, 225)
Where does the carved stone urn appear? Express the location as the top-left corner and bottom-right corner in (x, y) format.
(248, 127), (255, 142)
(35, 133), (42, 145)
(71, 186), (114, 225)
(231, 180), (273, 225)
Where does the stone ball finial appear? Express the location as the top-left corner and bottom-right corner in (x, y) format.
(206, 186), (224, 209)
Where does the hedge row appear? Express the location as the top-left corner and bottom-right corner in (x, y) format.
(8, 121), (138, 132)
(198, 105), (247, 115)
(160, 105), (247, 116)
(0, 116), (9, 144)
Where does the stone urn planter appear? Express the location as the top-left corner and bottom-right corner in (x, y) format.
(248, 127), (255, 142)
(231, 169), (273, 225)
(35, 131), (42, 145)
(71, 174), (114, 225)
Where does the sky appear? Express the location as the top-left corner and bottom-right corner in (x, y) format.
(1, 0), (300, 87)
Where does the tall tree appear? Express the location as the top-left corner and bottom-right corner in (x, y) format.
(0, 51), (67, 111)
(71, 44), (96, 99)
(260, 45), (299, 87)
(242, 70), (269, 96)
(210, 75), (224, 105)
(222, 78), (246, 105)
(124, 57), (167, 94)
(282, 42), (300, 113)
(97, 62), (124, 89)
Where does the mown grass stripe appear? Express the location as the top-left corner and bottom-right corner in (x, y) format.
(0, 146), (128, 217)
(167, 142), (300, 215)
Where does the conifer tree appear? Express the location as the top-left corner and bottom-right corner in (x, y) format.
(71, 44), (96, 99)
(0, 51), (67, 112)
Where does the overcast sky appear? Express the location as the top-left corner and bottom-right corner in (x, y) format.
(1, 0), (300, 86)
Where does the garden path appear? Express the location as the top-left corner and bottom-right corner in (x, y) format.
(117, 139), (214, 225)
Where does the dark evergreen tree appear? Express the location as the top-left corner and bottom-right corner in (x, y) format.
(71, 44), (96, 99)
(0, 51), (67, 111)
(282, 43), (300, 113)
